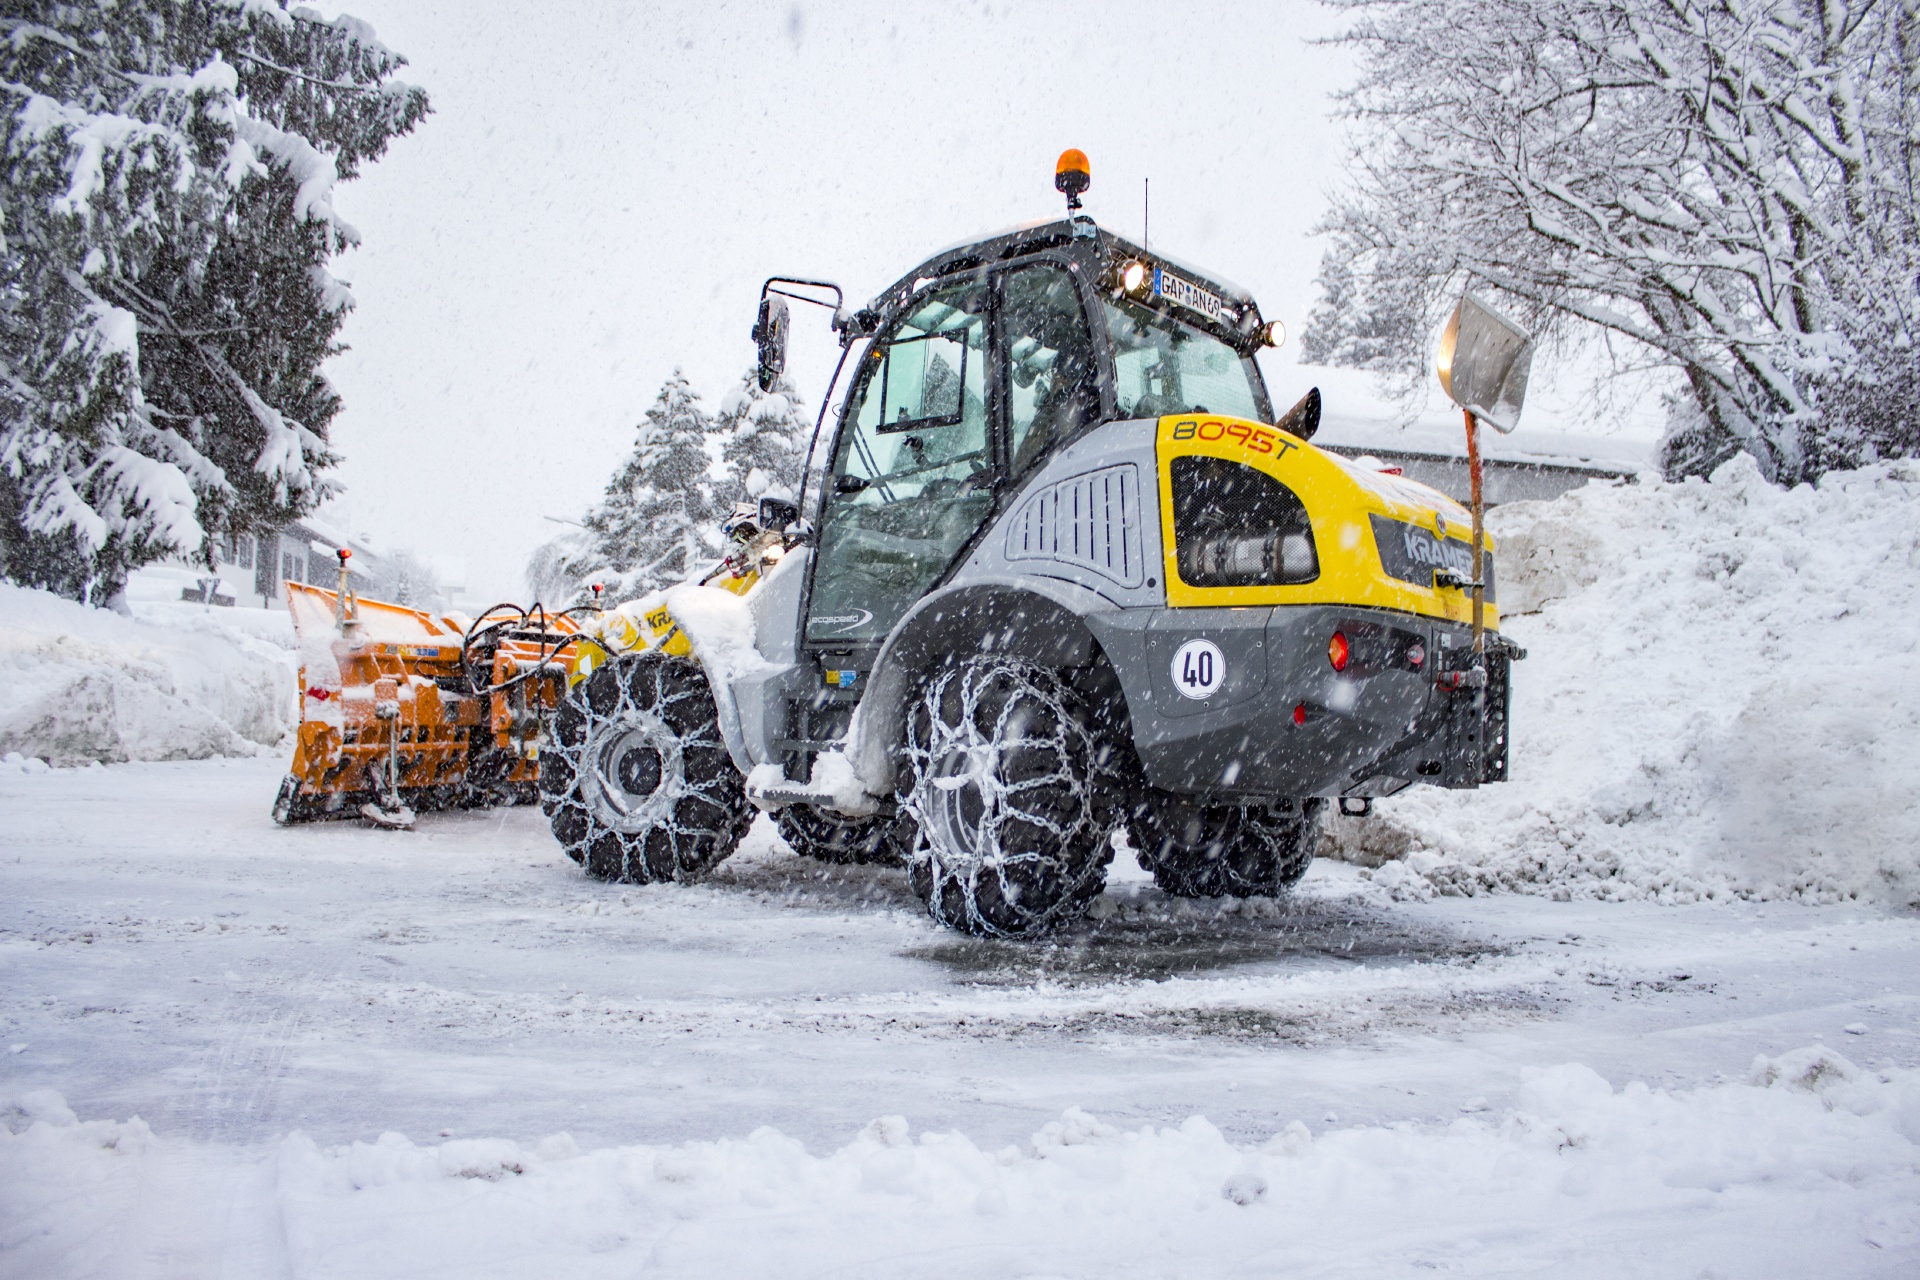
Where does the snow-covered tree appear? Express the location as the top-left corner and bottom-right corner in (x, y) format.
(523, 525), (591, 610)
(1298, 249), (1437, 379)
(565, 370), (725, 604)
(1312, 0), (1919, 483)
(364, 547), (443, 610)
(0, 2), (429, 603)
(714, 366), (810, 505)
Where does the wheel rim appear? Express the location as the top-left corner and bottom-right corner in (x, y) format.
(583, 711), (685, 833)
(928, 740), (1000, 861)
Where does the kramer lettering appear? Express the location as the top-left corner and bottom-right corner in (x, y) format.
(1369, 513), (1496, 602)
(1402, 525), (1476, 578)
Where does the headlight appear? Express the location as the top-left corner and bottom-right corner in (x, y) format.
(1262, 320), (1286, 348)
(1119, 260), (1149, 295)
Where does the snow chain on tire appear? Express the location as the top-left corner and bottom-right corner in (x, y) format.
(775, 805), (898, 866)
(899, 655), (1120, 938)
(1128, 792), (1325, 899)
(540, 654), (753, 883)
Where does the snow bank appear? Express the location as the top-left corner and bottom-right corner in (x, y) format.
(2, 1047), (1914, 1277)
(0, 583), (296, 765)
(1328, 456), (1920, 905)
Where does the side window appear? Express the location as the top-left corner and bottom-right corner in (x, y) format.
(809, 281), (994, 644)
(1003, 266), (1096, 479)
(835, 282), (989, 500)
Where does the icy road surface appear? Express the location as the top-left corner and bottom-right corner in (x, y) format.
(3, 757), (1917, 1277)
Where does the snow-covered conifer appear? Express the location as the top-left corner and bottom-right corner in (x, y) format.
(567, 370), (723, 604)
(715, 367), (811, 505)
(1312, 0), (1918, 484)
(1298, 249), (1437, 381)
(0, 3), (429, 603)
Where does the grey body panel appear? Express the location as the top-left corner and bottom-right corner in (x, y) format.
(732, 549), (814, 770)
(1085, 603), (1446, 798)
(841, 419), (1166, 797)
(748, 548), (809, 665)
(949, 418), (1167, 610)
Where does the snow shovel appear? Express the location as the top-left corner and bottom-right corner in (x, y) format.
(1436, 292), (1534, 654)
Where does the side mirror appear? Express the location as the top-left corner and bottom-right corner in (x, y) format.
(757, 494), (800, 533)
(1436, 293), (1533, 433)
(1275, 386), (1321, 441)
(752, 295), (790, 392)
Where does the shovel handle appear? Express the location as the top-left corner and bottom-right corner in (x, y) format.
(1465, 409), (1485, 656)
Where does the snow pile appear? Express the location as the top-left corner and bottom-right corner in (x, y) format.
(2, 1047), (1914, 1276)
(0, 583), (297, 765)
(1328, 456), (1920, 905)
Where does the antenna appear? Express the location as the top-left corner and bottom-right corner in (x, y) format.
(1144, 177), (1150, 252)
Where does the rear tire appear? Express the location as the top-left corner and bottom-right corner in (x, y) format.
(541, 655), (751, 883)
(775, 805), (896, 865)
(1128, 792), (1325, 898)
(899, 655), (1119, 938)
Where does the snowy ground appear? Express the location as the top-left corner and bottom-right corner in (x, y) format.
(3, 755), (1916, 1277)
(5, 460), (1919, 1274)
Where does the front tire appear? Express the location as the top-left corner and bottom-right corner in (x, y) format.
(899, 655), (1119, 938)
(1128, 792), (1325, 898)
(541, 655), (752, 883)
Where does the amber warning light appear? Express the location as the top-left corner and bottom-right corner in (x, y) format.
(1055, 148), (1090, 210)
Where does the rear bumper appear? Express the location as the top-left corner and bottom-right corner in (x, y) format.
(1086, 604), (1511, 800)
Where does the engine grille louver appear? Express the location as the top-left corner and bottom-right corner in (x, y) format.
(1004, 463), (1145, 588)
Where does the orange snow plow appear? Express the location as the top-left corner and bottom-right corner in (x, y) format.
(272, 505), (786, 829)
(272, 554), (583, 828)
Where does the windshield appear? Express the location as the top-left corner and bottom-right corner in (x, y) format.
(1102, 296), (1265, 421)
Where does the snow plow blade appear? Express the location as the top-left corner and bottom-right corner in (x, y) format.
(274, 583), (578, 825)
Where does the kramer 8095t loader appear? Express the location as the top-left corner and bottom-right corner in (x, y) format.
(530, 150), (1529, 937)
(276, 151), (1529, 939)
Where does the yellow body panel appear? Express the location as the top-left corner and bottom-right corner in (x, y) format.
(1155, 415), (1499, 630)
(563, 560), (761, 687)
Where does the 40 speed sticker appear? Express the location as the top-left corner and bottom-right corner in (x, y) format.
(1171, 638), (1226, 700)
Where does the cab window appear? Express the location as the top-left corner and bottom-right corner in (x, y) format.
(809, 281), (992, 644)
(1003, 265), (1097, 478)
(1103, 296), (1264, 421)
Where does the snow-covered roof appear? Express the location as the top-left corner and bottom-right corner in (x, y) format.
(291, 514), (385, 561)
(1280, 364), (1653, 474)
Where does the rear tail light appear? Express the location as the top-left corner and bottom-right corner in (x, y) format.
(1292, 703), (1307, 726)
(1328, 631), (1349, 671)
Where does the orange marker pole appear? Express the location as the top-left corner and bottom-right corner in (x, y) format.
(1465, 409), (1485, 656)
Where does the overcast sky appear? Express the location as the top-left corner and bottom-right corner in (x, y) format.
(315, 1), (1646, 602)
